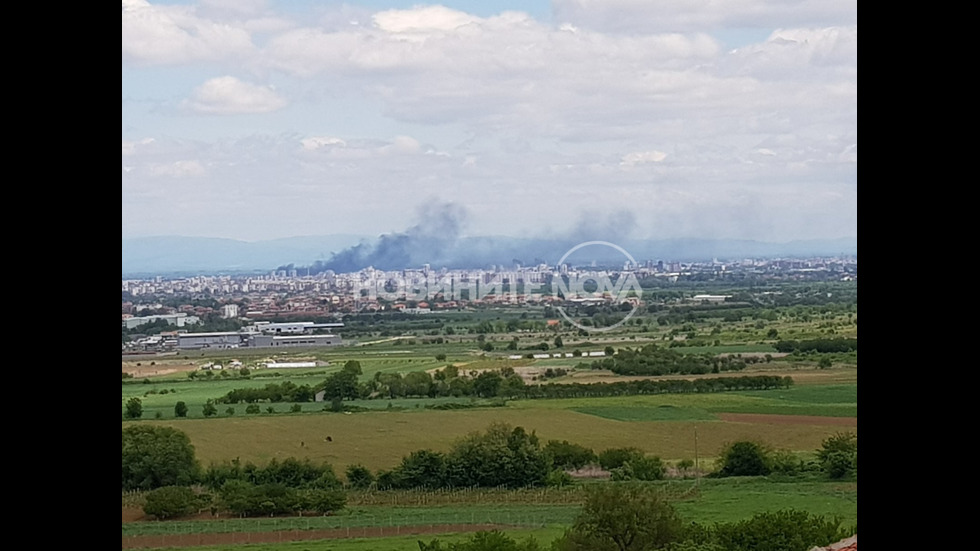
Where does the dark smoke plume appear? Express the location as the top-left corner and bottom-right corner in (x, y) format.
(322, 202), (467, 272)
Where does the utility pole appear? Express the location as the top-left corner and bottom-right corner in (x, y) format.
(694, 426), (700, 487)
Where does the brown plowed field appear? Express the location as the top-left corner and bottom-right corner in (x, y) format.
(717, 413), (857, 427)
(121, 523), (511, 549)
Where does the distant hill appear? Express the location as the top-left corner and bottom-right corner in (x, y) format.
(121, 235), (370, 276)
(122, 234), (856, 276)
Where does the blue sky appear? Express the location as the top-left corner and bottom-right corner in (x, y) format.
(123, 0), (856, 243)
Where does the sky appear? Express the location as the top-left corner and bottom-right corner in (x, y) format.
(122, 0), (857, 244)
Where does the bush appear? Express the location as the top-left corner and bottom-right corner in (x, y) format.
(419, 530), (542, 551)
(142, 486), (206, 519)
(715, 441), (771, 477)
(299, 488), (346, 514)
(817, 432), (857, 479)
(553, 484), (685, 551)
(611, 456), (666, 481)
(597, 447), (645, 470)
(245, 404), (261, 414)
(174, 401), (188, 418)
(545, 469), (574, 488)
(345, 464), (375, 489)
(125, 397), (143, 419)
(711, 509), (852, 551)
(219, 481), (301, 517)
(544, 440), (597, 470)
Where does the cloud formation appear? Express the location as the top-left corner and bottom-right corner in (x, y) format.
(182, 76), (287, 114)
(122, 1), (856, 244)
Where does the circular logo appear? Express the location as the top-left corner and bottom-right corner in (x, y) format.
(554, 241), (641, 333)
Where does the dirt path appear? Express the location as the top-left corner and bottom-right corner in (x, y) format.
(121, 523), (513, 549)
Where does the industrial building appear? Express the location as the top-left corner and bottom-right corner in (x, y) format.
(176, 321), (344, 350)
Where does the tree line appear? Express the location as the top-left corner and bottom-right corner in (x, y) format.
(773, 338), (857, 353)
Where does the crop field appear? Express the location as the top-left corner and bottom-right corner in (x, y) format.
(127, 381), (855, 471)
(123, 287), (857, 549)
(122, 478), (857, 549)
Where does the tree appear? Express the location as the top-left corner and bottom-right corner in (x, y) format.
(300, 488), (346, 514)
(544, 440), (596, 470)
(174, 401), (188, 418)
(345, 464), (375, 489)
(598, 447), (645, 470)
(202, 399), (218, 417)
(554, 336), (564, 348)
(125, 397), (143, 419)
(320, 360), (363, 401)
(122, 425), (201, 490)
(391, 449), (447, 489)
(716, 441), (771, 477)
(611, 456), (666, 481)
(445, 423), (551, 488)
(553, 484), (685, 551)
(472, 371), (502, 398)
(817, 432), (857, 479)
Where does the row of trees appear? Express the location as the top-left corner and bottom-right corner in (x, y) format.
(343, 434), (678, 492)
(141, 482), (346, 519)
(714, 432), (857, 480)
(210, 369), (791, 410)
(591, 345), (747, 376)
(773, 338), (857, 354)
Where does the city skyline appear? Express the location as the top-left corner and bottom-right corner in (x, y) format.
(122, 0), (857, 244)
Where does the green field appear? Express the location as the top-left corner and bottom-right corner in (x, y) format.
(126, 382), (855, 472)
(122, 478), (857, 550)
(123, 290), (858, 549)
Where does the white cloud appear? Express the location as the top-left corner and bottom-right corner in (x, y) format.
(122, 0), (255, 65)
(182, 76), (287, 114)
(300, 136), (347, 151)
(148, 160), (206, 178)
(122, 138), (155, 156)
(621, 150), (668, 166)
(123, 3), (856, 243)
(372, 5), (480, 34)
(552, 0), (857, 33)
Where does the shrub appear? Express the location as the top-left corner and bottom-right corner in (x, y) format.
(345, 464), (375, 489)
(716, 441), (771, 477)
(817, 432), (857, 478)
(597, 447), (645, 470)
(545, 469), (574, 488)
(299, 488), (346, 514)
(125, 397), (143, 419)
(712, 509), (852, 551)
(143, 486), (206, 519)
(544, 440), (596, 470)
(611, 456), (666, 481)
(553, 484), (684, 551)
